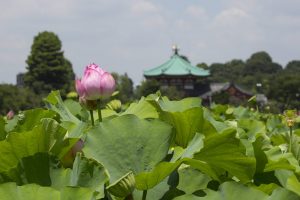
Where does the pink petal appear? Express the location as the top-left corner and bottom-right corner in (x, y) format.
(84, 63), (105, 76)
(75, 79), (86, 97)
(99, 72), (116, 97)
(81, 68), (102, 100)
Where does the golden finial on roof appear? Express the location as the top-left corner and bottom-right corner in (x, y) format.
(172, 44), (179, 55)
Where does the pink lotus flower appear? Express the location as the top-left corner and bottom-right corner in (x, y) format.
(6, 110), (14, 120)
(76, 63), (115, 100)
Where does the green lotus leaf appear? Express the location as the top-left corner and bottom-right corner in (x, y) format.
(44, 91), (80, 124)
(194, 128), (256, 183)
(51, 153), (108, 199)
(121, 97), (159, 119)
(83, 114), (173, 183)
(238, 118), (267, 141)
(275, 169), (300, 196)
(158, 97), (201, 112)
(177, 165), (211, 194)
(135, 161), (181, 190)
(0, 119), (78, 182)
(12, 108), (56, 132)
(160, 107), (208, 148)
(0, 182), (98, 200)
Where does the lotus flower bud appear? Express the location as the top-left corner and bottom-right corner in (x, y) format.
(6, 110), (14, 120)
(61, 139), (84, 168)
(284, 110), (297, 127)
(75, 63), (116, 100)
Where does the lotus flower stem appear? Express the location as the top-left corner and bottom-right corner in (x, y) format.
(97, 99), (102, 122)
(142, 190), (147, 200)
(90, 110), (94, 126)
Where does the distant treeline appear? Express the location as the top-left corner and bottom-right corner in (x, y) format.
(0, 31), (299, 115)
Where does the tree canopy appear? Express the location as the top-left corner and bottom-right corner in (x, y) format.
(24, 31), (74, 96)
(0, 84), (41, 115)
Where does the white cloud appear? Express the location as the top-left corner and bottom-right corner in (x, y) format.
(213, 8), (249, 27)
(185, 5), (207, 19)
(130, 0), (159, 14)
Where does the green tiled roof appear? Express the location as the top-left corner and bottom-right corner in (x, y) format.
(144, 54), (210, 77)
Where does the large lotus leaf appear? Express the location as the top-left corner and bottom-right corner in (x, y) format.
(275, 169), (300, 196)
(0, 152), (51, 185)
(133, 177), (183, 200)
(83, 114), (173, 183)
(177, 165), (211, 194)
(232, 106), (256, 119)
(44, 91), (80, 124)
(267, 187), (300, 200)
(170, 133), (204, 162)
(60, 120), (89, 138)
(135, 161), (181, 190)
(64, 99), (89, 121)
(238, 118), (266, 141)
(174, 182), (298, 200)
(291, 134), (300, 164)
(51, 153), (108, 199)
(174, 182), (267, 200)
(22, 153), (51, 185)
(255, 183), (280, 195)
(160, 107), (210, 148)
(194, 128), (256, 183)
(266, 115), (288, 134)
(135, 157), (219, 191)
(12, 108), (56, 132)
(4, 115), (18, 133)
(252, 136), (268, 173)
(181, 133), (204, 159)
(207, 181), (268, 200)
(158, 97), (201, 112)
(203, 108), (229, 133)
(264, 147), (300, 173)
(0, 182), (98, 200)
(121, 98), (159, 119)
(0, 119), (76, 178)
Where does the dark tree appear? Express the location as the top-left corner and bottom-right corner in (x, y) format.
(209, 60), (245, 83)
(197, 62), (209, 70)
(285, 60), (300, 72)
(0, 84), (41, 115)
(24, 31), (75, 96)
(112, 73), (134, 103)
(243, 51), (282, 75)
(136, 79), (160, 98)
(268, 72), (300, 110)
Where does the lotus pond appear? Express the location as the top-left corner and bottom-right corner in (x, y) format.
(0, 91), (300, 200)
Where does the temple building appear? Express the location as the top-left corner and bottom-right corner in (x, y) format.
(143, 45), (210, 97)
(200, 82), (253, 105)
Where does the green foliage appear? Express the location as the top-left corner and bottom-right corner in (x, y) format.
(0, 84), (41, 115)
(268, 72), (300, 110)
(136, 79), (160, 98)
(202, 51), (300, 111)
(112, 73), (134, 104)
(24, 31), (74, 96)
(0, 91), (300, 199)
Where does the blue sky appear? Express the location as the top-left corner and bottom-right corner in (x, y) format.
(1, 0), (300, 85)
